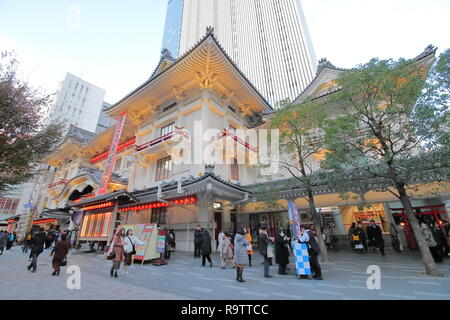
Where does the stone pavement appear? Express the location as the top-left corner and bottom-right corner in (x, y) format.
(0, 246), (449, 300)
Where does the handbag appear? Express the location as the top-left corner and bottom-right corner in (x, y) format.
(127, 236), (136, 255)
(267, 244), (274, 258)
(246, 243), (253, 251)
(107, 250), (116, 260)
(60, 257), (67, 267)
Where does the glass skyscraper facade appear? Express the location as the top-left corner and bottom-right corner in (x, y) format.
(161, 0), (184, 58)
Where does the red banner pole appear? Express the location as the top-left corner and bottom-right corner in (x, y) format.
(97, 112), (127, 195)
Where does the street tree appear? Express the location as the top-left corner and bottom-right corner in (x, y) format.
(270, 99), (330, 262)
(322, 47), (450, 276)
(0, 53), (64, 195)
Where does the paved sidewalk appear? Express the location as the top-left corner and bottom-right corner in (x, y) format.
(0, 246), (449, 300)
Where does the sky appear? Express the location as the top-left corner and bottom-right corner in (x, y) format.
(0, 0), (449, 105)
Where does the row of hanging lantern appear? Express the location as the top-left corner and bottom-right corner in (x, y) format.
(82, 202), (114, 211)
(119, 196), (197, 213)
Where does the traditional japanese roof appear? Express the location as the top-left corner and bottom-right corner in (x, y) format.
(72, 190), (138, 208)
(292, 45), (438, 105)
(105, 27), (273, 118)
(50, 166), (128, 202)
(131, 170), (249, 204)
(292, 58), (346, 104)
(149, 48), (178, 80)
(39, 208), (72, 220)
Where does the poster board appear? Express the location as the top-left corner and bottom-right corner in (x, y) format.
(288, 200), (311, 276)
(157, 229), (166, 254)
(119, 223), (159, 263)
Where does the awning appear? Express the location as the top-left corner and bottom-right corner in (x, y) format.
(72, 190), (138, 208)
(39, 208), (72, 220)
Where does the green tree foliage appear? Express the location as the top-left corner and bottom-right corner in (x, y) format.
(271, 99), (330, 261)
(0, 53), (64, 195)
(322, 48), (450, 276)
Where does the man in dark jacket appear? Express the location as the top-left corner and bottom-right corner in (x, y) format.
(27, 228), (47, 273)
(299, 224), (322, 280)
(193, 225), (203, 258)
(200, 229), (212, 267)
(367, 220), (385, 256)
(259, 224), (272, 278)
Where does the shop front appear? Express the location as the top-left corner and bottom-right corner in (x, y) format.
(391, 204), (448, 250)
(341, 203), (390, 234)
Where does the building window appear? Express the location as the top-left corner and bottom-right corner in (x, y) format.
(231, 158), (239, 180)
(151, 207), (167, 225)
(155, 156), (172, 181)
(160, 122), (174, 137)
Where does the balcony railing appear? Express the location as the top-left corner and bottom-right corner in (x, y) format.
(135, 131), (174, 152)
(90, 136), (136, 163)
(217, 129), (258, 153)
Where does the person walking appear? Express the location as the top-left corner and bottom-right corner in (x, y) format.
(0, 231), (8, 255)
(420, 222), (442, 263)
(22, 232), (33, 253)
(194, 225), (203, 258)
(6, 232), (15, 251)
(299, 224), (323, 280)
(27, 228), (47, 273)
(233, 228), (249, 282)
(220, 232), (234, 269)
(259, 224), (273, 278)
(245, 227), (253, 267)
(275, 229), (290, 275)
(50, 234), (69, 276)
(217, 230), (225, 262)
(108, 228), (125, 278)
(123, 229), (144, 275)
(348, 223), (356, 250)
(200, 229), (213, 267)
(367, 220), (385, 256)
(69, 230), (77, 250)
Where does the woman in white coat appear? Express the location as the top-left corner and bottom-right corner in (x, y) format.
(123, 229), (145, 275)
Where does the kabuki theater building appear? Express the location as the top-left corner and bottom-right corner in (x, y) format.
(32, 31), (450, 252)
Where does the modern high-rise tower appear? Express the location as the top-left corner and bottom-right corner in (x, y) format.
(48, 73), (106, 133)
(161, 0), (317, 106)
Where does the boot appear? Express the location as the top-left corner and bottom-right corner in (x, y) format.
(238, 267), (246, 282)
(56, 270), (60, 276)
(27, 264), (32, 271)
(114, 271), (119, 278)
(110, 267), (114, 277)
(236, 267), (240, 281)
(52, 270), (57, 276)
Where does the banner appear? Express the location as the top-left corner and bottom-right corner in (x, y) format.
(97, 112), (127, 195)
(71, 210), (83, 226)
(157, 229), (167, 254)
(288, 200), (311, 276)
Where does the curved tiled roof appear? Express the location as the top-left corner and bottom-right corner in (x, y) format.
(105, 28), (273, 113)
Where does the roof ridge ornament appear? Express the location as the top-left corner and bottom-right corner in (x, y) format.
(206, 26), (215, 36)
(161, 48), (174, 59)
(317, 58), (336, 74)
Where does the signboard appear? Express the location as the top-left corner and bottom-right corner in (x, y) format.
(71, 210), (83, 226)
(157, 229), (167, 254)
(288, 200), (311, 276)
(97, 112), (127, 195)
(119, 223), (160, 263)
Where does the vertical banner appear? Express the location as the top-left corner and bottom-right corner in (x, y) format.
(288, 200), (311, 276)
(157, 229), (167, 254)
(97, 112), (127, 195)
